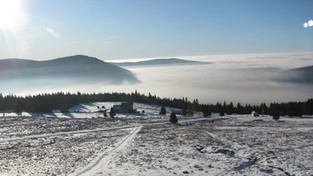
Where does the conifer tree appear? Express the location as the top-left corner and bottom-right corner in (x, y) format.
(110, 107), (116, 118)
(159, 106), (166, 115)
(182, 107), (187, 116)
(170, 112), (178, 124)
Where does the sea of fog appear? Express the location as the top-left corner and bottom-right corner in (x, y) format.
(1, 52), (313, 105)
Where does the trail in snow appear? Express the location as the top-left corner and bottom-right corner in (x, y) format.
(0, 117), (223, 144)
(69, 118), (218, 176)
(0, 125), (136, 143)
(205, 130), (245, 149)
(204, 130), (258, 174)
(205, 124), (307, 175)
(71, 126), (142, 176)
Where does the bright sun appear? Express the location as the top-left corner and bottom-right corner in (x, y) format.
(0, 0), (26, 32)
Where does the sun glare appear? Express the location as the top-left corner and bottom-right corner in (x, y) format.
(0, 0), (26, 32)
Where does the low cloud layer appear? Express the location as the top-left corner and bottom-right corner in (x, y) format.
(1, 53), (313, 105)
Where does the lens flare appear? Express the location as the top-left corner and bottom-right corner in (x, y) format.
(0, 0), (27, 33)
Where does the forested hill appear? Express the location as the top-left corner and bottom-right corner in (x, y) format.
(279, 65), (313, 84)
(0, 55), (139, 85)
(0, 91), (312, 117)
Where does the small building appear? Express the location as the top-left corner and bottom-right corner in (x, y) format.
(112, 102), (136, 113)
(1, 110), (15, 116)
(172, 109), (182, 115)
(251, 111), (259, 117)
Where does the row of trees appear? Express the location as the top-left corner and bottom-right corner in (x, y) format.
(0, 91), (312, 116)
(199, 100), (313, 117)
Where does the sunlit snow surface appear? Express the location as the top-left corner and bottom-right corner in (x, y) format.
(0, 102), (312, 176)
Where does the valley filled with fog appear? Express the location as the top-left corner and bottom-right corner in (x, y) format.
(1, 52), (312, 105)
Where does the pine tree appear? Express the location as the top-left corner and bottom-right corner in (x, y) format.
(170, 112), (178, 124)
(272, 114), (280, 121)
(204, 110), (212, 118)
(159, 106), (166, 115)
(187, 105), (194, 117)
(182, 107), (187, 116)
(201, 105), (212, 117)
(110, 107), (116, 118)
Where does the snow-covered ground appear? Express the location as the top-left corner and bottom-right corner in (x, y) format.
(0, 102), (312, 176)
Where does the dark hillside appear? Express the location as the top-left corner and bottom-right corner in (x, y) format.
(0, 55), (139, 85)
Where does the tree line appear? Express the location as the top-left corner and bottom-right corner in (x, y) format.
(0, 91), (312, 116)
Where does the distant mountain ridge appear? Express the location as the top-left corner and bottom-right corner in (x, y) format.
(1, 55), (109, 68)
(0, 55), (139, 85)
(289, 65), (313, 73)
(279, 65), (313, 84)
(110, 58), (210, 67)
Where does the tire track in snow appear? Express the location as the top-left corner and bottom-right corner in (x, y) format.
(71, 126), (142, 176)
(205, 130), (245, 150)
(0, 125), (136, 143)
(205, 128), (294, 175)
(0, 118), (224, 144)
(204, 130), (261, 175)
(70, 118), (217, 176)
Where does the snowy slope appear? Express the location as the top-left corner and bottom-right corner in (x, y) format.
(69, 102), (183, 119)
(69, 116), (313, 176)
(0, 104), (312, 176)
(2, 102), (183, 119)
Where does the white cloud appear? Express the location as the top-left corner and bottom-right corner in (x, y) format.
(304, 19), (313, 28)
(46, 27), (61, 39)
(303, 22), (308, 28)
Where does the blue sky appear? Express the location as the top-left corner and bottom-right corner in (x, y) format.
(0, 0), (312, 60)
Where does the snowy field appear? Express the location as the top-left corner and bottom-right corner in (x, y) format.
(0, 102), (312, 176)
